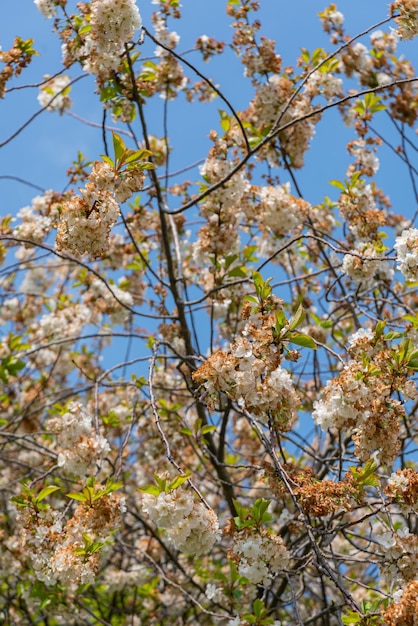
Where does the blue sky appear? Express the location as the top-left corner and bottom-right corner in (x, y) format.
(1, 1), (417, 223)
(1, 1), (417, 459)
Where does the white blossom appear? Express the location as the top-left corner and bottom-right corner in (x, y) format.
(394, 228), (418, 280)
(38, 75), (72, 114)
(34, 0), (57, 19)
(141, 489), (220, 556)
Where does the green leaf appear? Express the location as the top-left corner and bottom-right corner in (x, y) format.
(1, 356), (25, 379)
(168, 471), (192, 491)
(349, 459), (380, 490)
(179, 427), (193, 436)
(383, 331), (403, 341)
(66, 492), (87, 502)
(112, 132), (125, 162)
(101, 155), (115, 168)
(36, 486), (60, 503)
(244, 295), (258, 304)
(218, 109), (231, 132)
(201, 424), (217, 435)
(274, 310), (287, 334)
(228, 267), (247, 278)
(341, 610), (361, 625)
(139, 485), (160, 496)
(78, 24), (91, 36)
(375, 320), (385, 339)
(126, 148), (152, 162)
(329, 179), (346, 191)
(300, 47), (310, 63)
(133, 161), (156, 170)
(402, 314), (418, 326)
(10, 496), (30, 508)
(287, 332), (316, 349)
(288, 304), (306, 331)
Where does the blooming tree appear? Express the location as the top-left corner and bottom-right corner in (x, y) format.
(1, 1), (418, 624)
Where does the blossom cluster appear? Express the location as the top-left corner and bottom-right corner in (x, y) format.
(247, 75), (318, 168)
(256, 183), (309, 238)
(141, 488), (220, 556)
(56, 185), (120, 257)
(47, 402), (110, 477)
(193, 300), (300, 432)
(56, 157), (146, 258)
(38, 74), (72, 114)
(34, 0), (57, 19)
(14, 489), (123, 587)
(342, 241), (392, 288)
(376, 526), (418, 586)
(394, 227), (418, 281)
(383, 580), (418, 626)
(51, 0), (142, 86)
(89, 160), (145, 204)
(384, 468), (418, 514)
(3, 1), (418, 623)
(391, 0), (418, 39)
(313, 330), (416, 464)
(229, 528), (290, 586)
(88, 277), (134, 325)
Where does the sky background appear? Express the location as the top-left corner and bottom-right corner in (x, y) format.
(1, 1), (417, 458)
(1, 0), (417, 224)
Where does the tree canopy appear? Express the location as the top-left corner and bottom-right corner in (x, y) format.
(0, 1), (417, 624)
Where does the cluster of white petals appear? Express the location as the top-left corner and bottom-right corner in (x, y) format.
(90, 161), (145, 203)
(341, 43), (372, 75)
(38, 74), (72, 114)
(90, 278), (133, 324)
(56, 186), (120, 257)
(319, 6), (345, 33)
(370, 29), (398, 53)
(312, 379), (368, 431)
(328, 10), (344, 26)
(257, 183), (309, 237)
(103, 565), (150, 591)
(35, 303), (92, 341)
(17, 491), (122, 587)
(89, 0), (142, 72)
(392, 0), (418, 39)
(141, 489), (220, 556)
(313, 331), (416, 464)
(231, 531), (290, 586)
(12, 191), (59, 247)
(62, 0), (142, 83)
(199, 155), (249, 212)
(152, 14), (180, 58)
(394, 228), (418, 280)
(47, 402), (110, 476)
(375, 527), (418, 586)
(348, 139), (380, 176)
(34, 0), (57, 19)
(195, 338), (299, 431)
(342, 242), (392, 287)
(304, 70), (343, 101)
(192, 146), (249, 270)
(347, 328), (374, 347)
(385, 468), (418, 514)
(13, 206), (52, 244)
(250, 75), (317, 168)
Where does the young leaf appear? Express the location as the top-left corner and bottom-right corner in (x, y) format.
(287, 304), (306, 331)
(66, 492), (87, 502)
(36, 486), (60, 503)
(112, 132), (125, 163)
(287, 332), (316, 349)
